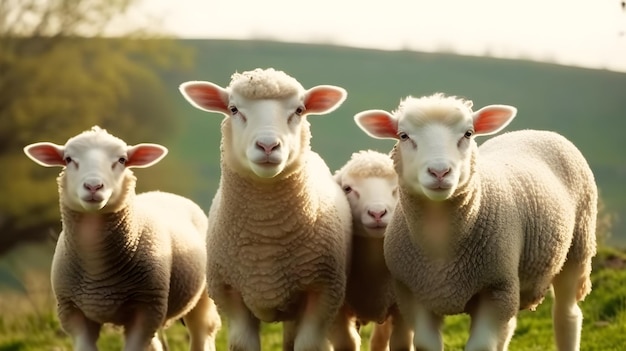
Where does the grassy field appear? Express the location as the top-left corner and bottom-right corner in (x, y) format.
(1, 242), (625, 350)
(160, 39), (626, 245)
(2, 40), (624, 350)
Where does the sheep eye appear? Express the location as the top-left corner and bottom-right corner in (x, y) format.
(64, 156), (72, 164)
(464, 130), (474, 139)
(398, 132), (410, 141)
(342, 185), (352, 194)
(295, 106), (305, 116)
(229, 106), (239, 115)
(118, 157), (127, 165)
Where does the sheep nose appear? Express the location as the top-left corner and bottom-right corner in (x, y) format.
(428, 167), (451, 180)
(256, 140), (281, 155)
(83, 180), (103, 193)
(368, 209), (387, 221)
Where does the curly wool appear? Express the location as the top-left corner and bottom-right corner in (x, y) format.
(335, 150), (396, 180)
(53, 169), (210, 327)
(228, 68), (304, 99)
(385, 129), (597, 316)
(207, 151), (349, 322)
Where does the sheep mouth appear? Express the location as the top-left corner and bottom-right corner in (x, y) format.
(82, 195), (105, 203)
(425, 183), (452, 191)
(364, 223), (388, 229)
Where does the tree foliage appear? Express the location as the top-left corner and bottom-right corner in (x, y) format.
(0, 0), (194, 253)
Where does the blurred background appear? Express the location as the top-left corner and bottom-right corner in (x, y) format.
(0, 0), (625, 349)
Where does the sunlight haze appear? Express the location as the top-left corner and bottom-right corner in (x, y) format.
(125, 0), (626, 72)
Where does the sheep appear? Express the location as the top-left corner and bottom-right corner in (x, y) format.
(333, 150), (413, 351)
(179, 68), (354, 351)
(353, 93), (597, 351)
(23, 126), (221, 351)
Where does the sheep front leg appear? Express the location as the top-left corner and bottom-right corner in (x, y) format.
(388, 308), (414, 351)
(221, 289), (261, 351)
(328, 304), (360, 351)
(294, 290), (335, 351)
(57, 303), (101, 351)
(393, 281), (442, 351)
(183, 289), (222, 351)
(370, 319), (391, 351)
(123, 307), (166, 351)
(551, 261), (585, 351)
(465, 289), (518, 351)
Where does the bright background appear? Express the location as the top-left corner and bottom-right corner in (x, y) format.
(113, 0), (626, 72)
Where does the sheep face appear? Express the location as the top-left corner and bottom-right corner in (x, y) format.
(338, 172), (398, 238)
(179, 68), (347, 179)
(354, 93), (516, 201)
(24, 126), (167, 212)
(335, 151), (398, 238)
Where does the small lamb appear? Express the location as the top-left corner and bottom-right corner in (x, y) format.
(179, 68), (353, 351)
(23, 126), (221, 351)
(333, 150), (413, 351)
(353, 93), (597, 351)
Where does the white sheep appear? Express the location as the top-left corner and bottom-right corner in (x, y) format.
(23, 126), (221, 351)
(353, 93), (597, 351)
(333, 150), (413, 351)
(179, 68), (354, 351)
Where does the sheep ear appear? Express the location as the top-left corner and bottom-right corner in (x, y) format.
(472, 105), (517, 136)
(332, 170), (342, 184)
(23, 142), (66, 167)
(303, 85), (347, 115)
(354, 110), (399, 140)
(179, 81), (230, 115)
(126, 144), (168, 168)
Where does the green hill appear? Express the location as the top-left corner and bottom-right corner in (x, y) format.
(160, 39), (626, 245)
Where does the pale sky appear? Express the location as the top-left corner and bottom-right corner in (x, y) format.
(122, 0), (626, 72)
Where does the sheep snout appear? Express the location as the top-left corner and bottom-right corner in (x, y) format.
(83, 178), (104, 193)
(255, 139), (281, 155)
(427, 167), (451, 181)
(366, 207), (387, 222)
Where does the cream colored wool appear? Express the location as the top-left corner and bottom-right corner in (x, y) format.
(354, 93), (597, 351)
(180, 68), (353, 351)
(25, 127), (221, 351)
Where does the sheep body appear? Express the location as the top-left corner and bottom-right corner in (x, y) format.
(24, 126), (221, 351)
(180, 68), (353, 351)
(334, 150), (413, 351)
(354, 93), (597, 351)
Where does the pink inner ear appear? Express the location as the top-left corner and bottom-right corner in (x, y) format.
(126, 145), (166, 167)
(474, 108), (513, 135)
(359, 114), (398, 139)
(184, 84), (229, 112)
(26, 144), (65, 166)
(304, 88), (345, 113)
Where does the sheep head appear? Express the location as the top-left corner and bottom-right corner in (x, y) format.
(354, 93), (516, 201)
(179, 68), (347, 179)
(334, 150), (398, 238)
(24, 126), (167, 212)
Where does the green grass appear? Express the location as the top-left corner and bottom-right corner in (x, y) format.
(1, 243), (625, 350)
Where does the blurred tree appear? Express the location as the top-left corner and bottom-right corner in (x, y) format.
(0, 0), (194, 253)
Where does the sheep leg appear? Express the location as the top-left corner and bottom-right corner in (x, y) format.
(183, 290), (222, 351)
(393, 281), (441, 351)
(551, 261), (584, 351)
(293, 290), (333, 351)
(283, 321), (297, 351)
(465, 290), (518, 351)
(221, 290), (261, 351)
(388, 308), (414, 351)
(370, 319), (391, 351)
(328, 304), (360, 351)
(58, 304), (101, 351)
(123, 307), (167, 351)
